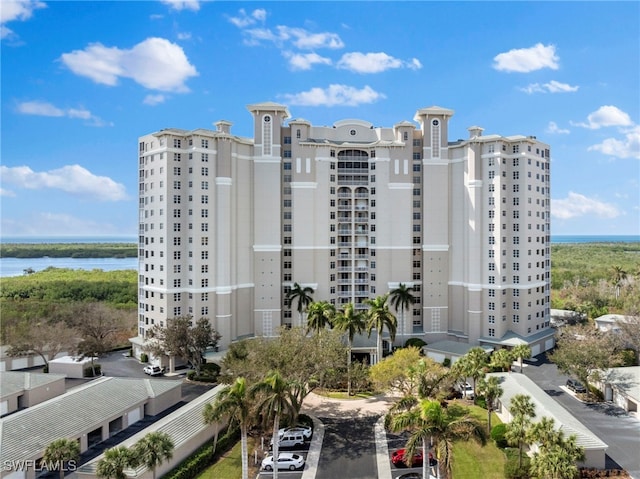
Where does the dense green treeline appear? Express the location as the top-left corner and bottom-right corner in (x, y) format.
(0, 243), (137, 258)
(0, 267), (137, 305)
(551, 243), (640, 289)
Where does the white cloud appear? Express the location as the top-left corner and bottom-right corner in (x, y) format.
(277, 26), (344, 50)
(143, 94), (167, 106)
(572, 105), (633, 130)
(0, 165), (127, 201)
(552, 192), (620, 220)
(546, 121), (570, 135)
(282, 84), (385, 107)
(1, 0), (46, 39)
(60, 37), (198, 92)
(177, 32), (191, 40)
(16, 100), (110, 126)
(337, 52), (422, 74)
(160, 0), (200, 12)
(227, 8), (266, 28)
(521, 80), (578, 94)
(283, 52), (332, 71)
(0, 188), (16, 197)
(493, 43), (559, 73)
(588, 125), (640, 160)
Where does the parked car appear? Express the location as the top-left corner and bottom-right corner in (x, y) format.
(455, 381), (475, 399)
(566, 378), (587, 393)
(391, 448), (424, 467)
(395, 473), (438, 479)
(143, 365), (165, 376)
(261, 452), (305, 471)
(270, 431), (305, 448)
(278, 425), (312, 440)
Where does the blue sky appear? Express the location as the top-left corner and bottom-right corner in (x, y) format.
(1, 0), (639, 237)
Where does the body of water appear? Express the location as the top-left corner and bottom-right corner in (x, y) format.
(0, 257), (138, 277)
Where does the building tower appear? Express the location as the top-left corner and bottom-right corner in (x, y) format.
(132, 103), (553, 365)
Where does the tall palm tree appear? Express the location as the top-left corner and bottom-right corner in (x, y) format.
(387, 399), (486, 479)
(489, 348), (515, 372)
(96, 446), (136, 479)
(612, 265), (627, 299)
(250, 370), (296, 479)
(476, 376), (503, 434)
(43, 438), (80, 479)
(389, 283), (415, 337)
(505, 394), (536, 470)
(133, 431), (174, 479)
(451, 347), (488, 397)
(305, 300), (336, 335)
(203, 377), (253, 479)
(512, 344), (532, 373)
(364, 294), (397, 364)
(332, 302), (366, 396)
(286, 283), (314, 327)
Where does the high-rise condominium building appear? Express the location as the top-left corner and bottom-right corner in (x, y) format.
(131, 102), (554, 363)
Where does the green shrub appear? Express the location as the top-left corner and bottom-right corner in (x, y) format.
(163, 426), (239, 479)
(588, 384), (604, 402)
(83, 364), (102, 377)
(491, 423), (508, 448)
(474, 395), (487, 409)
(443, 358), (451, 367)
(201, 362), (221, 375)
(140, 353), (148, 363)
(42, 365), (49, 373)
(404, 338), (427, 349)
(621, 348), (638, 367)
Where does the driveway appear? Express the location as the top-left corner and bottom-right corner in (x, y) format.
(523, 355), (640, 479)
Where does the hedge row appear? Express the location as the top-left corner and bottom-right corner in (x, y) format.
(163, 426), (239, 479)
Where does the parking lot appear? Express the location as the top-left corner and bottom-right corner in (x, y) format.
(255, 442), (310, 478)
(386, 430), (437, 479)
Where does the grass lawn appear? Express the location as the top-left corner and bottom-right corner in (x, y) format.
(450, 402), (506, 479)
(195, 437), (262, 479)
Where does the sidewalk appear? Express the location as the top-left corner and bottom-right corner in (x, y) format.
(300, 391), (397, 419)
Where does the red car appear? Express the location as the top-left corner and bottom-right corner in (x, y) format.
(391, 449), (424, 467)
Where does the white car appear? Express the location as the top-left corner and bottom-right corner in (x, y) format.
(143, 365), (164, 376)
(455, 381), (474, 399)
(278, 425), (312, 439)
(261, 452), (305, 471)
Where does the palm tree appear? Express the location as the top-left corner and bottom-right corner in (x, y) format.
(133, 431), (174, 479)
(364, 294), (397, 364)
(96, 446), (136, 479)
(305, 300), (336, 335)
(43, 438), (80, 479)
(489, 348), (515, 372)
(451, 347), (488, 397)
(512, 344), (532, 373)
(286, 283), (314, 327)
(476, 376), (503, 434)
(203, 377), (253, 479)
(250, 370), (296, 479)
(505, 394), (536, 470)
(612, 265), (627, 299)
(387, 399), (486, 479)
(527, 417), (584, 479)
(332, 302), (366, 396)
(390, 283), (415, 337)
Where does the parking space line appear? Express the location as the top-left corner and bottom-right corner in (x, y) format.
(375, 415), (393, 479)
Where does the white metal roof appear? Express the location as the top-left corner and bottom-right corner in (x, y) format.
(489, 372), (608, 450)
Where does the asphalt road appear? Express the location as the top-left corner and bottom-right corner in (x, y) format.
(523, 355), (640, 479)
(316, 417), (380, 479)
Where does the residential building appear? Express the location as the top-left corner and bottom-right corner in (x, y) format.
(131, 102), (553, 363)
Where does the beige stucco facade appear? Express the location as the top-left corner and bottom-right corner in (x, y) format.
(133, 103), (552, 361)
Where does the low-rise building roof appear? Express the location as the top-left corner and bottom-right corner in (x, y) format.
(0, 371), (66, 399)
(490, 372), (608, 450)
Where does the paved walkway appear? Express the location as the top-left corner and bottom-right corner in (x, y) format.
(300, 392), (397, 479)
